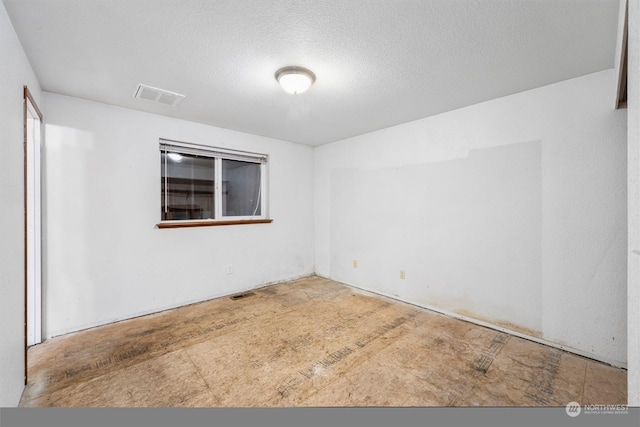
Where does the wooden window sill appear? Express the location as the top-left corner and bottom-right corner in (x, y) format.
(156, 219), (273, 229)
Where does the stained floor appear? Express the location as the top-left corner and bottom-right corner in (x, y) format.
(19, 276), (627, 407)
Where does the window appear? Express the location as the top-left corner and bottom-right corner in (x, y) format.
(159, 139), (269, 227)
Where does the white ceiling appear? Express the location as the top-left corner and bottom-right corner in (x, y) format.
(4, 0), (621, 146)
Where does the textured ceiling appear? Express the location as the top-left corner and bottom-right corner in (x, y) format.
(4, 0), (621, 146)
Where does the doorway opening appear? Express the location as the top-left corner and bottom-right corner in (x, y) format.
(24, 86), (43, 384)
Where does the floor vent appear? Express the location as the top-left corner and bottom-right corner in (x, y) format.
(230, 292), (256, 301)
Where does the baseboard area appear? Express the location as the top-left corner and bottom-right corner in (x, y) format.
(320, 275), (628, 370)
(41, 272), (316, 341)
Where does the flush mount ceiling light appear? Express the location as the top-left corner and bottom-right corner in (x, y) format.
(275, 66), (316, 94)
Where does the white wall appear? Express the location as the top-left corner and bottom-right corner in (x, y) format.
(0, 1), (41, 407)
(315, 69), (627, 367)
(42, 93), (315, 338)
(628, 0), (639, 407)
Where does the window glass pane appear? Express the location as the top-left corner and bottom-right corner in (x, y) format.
(222, 159), (261, 217)
(161, 152), (215, 220)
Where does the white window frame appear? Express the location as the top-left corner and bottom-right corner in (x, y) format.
(159, 139), (268, 224)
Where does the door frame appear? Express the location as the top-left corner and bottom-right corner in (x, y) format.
(24, 86), (43, 384)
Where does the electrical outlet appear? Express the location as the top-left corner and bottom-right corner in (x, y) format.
(353, 260), (358, 268)
(227, 264), (233, 274)
(400, 270), (405, 280)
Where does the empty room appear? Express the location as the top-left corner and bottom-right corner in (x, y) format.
(1, 0), (639, 418)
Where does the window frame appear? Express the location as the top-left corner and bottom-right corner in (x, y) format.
(157, 139), (271, 228)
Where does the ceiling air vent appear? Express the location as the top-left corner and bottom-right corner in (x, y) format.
(134, 84), (185, 107)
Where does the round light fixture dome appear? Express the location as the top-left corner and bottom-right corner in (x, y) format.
(275, 66), (316, 94)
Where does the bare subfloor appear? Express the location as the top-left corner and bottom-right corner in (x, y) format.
(20, 276), (627, 407)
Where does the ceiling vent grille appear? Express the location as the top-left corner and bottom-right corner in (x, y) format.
(134, 84), (185, 107)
